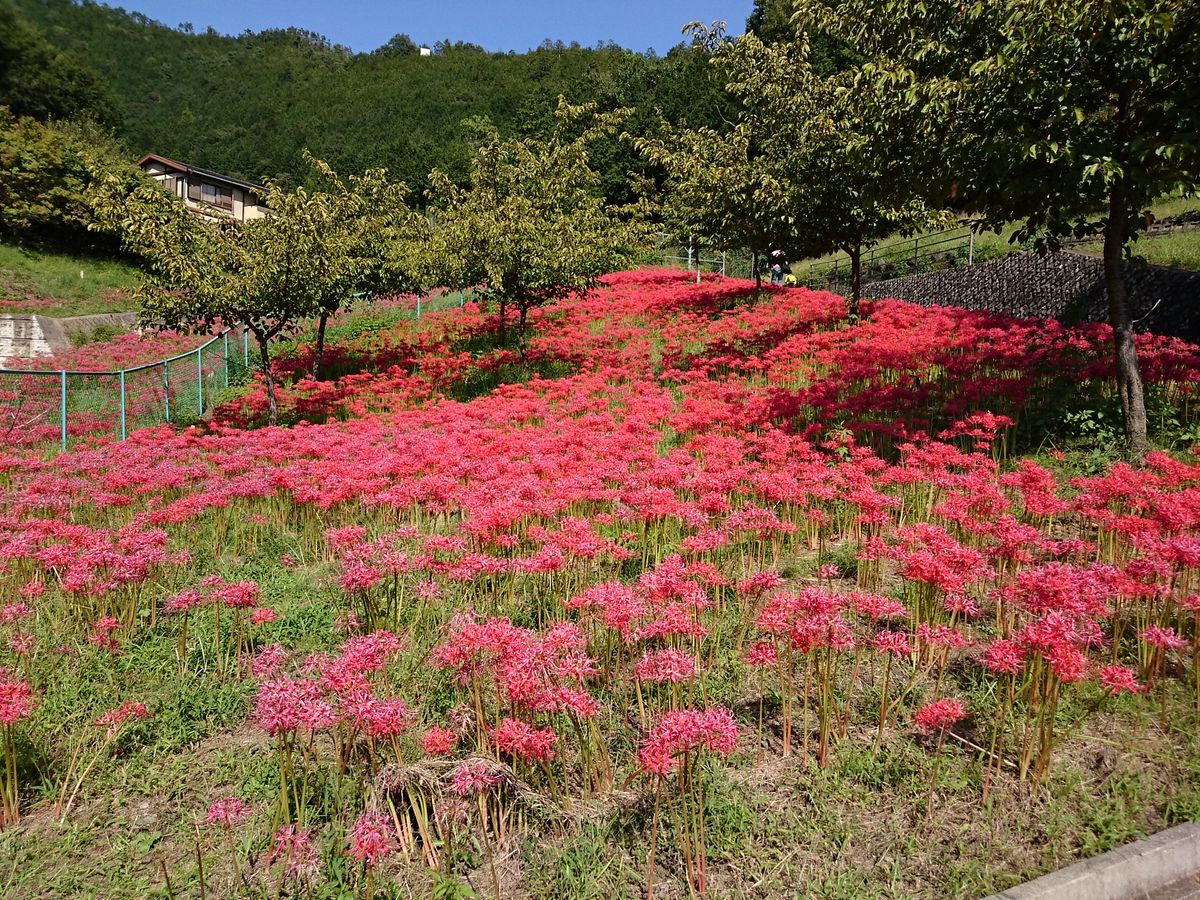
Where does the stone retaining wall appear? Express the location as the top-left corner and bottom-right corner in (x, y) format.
(862, 251), (1200, 341)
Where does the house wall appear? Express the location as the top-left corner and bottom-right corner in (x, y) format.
(139, 162), (265, 222)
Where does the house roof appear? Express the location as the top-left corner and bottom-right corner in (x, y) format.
(138, 153), (267, 196)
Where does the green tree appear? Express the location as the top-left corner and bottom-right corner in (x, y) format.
(426, 101), (645, 357)
(745, 0), (861, 74)
(636, 24), (810, 290)
(0, 108), (129, 245)
(636, 120), (798, 291)
(303, 157), (429, 378)
(724, 35), (937, 317)
(90, 156), (417, 423)
(795, 0), (1200, 454)
(0, 0), (114, 123)
(14, 0), (737, 207)
(640, 32), (933, 311)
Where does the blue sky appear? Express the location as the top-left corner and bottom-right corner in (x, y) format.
(123, 1), (758, 54)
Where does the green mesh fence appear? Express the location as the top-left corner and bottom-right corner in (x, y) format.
(0, 326), (252, 453)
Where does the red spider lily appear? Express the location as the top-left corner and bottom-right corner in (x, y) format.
(639, 706), (738, 776)
(250, 607), (278, 626)
(422, 726), (458, 756)
(268, 823), (320, 886)
(0, 671), (34, 826)
(251, 643), (287, 679)
(0, 268), (1197, 890)
(634, 648), (696, 684)
(491, 718), (557, 765)
(641, 706), (738, 896)
(255, 679), (335, 736)
(96, 700), (149, 729)
(913, 697), (967, 824)
(450, 760), (500, 797)
(912, 698), (967, 735)
(204, 796), (251, 829)
(1099, 665), (1146, 695)
(87, 615), (122, 653)
(348, 811), (394, 866)
(0, 604), (30, 623)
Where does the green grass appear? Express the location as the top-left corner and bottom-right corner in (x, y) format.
(792, 193), (1200, 279)
(1076, 228), (1200, 271)
(0, 242), (142, 317)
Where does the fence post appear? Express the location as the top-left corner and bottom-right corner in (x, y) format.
(197, 346), (204, 416)
(223, 331), (230, 388)
(163, 360), (171, 424)
(119, 370), (127, 441)
(721, 252), (726, 277)
(968, 231), (975, 266)
(59, 371), (67, 451)
(243, 328), (250, 368)
(416, 295), (422, 319)
(459, 290), (465, 307)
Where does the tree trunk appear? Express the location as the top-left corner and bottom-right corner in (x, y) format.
(848, 241), (862, 323)
(256, 333), (278, 428)
(1103, 181), (1148, 457)
(497, 297), (507, 348)
(753, 250), (762, 291)
(518, 303), (529, 363)
(311, 311), (329, 380)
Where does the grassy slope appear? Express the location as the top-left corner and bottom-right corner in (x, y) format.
(0, 242), (141, 318)
(792, 196), (1200, 275)
(1076, 229), (1200, 271)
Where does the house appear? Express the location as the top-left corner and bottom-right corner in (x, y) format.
(138, 153), (268, 222)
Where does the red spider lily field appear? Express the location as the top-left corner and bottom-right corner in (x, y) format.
(2, 270), (1200, 899)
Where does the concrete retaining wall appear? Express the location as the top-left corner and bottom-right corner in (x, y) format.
(0, 311), (138, 368)
(0, 315), (55, 365)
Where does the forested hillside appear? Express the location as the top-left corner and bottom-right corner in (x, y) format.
(13, 0), (731, 200)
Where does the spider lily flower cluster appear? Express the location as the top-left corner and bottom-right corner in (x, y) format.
(0, 270), (1196, 895)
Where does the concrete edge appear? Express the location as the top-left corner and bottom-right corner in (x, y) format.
(981, 821), (1200, 900)
(54, 311), (140, 343)
(32, 314), (70, 353)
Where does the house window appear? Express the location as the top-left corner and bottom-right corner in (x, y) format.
(199, 182), (234, 211)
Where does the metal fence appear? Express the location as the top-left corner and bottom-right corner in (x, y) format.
(655, 235), (756, 281)
(0, 326), (253, 452)
(0, 291), (473, 454)
(801, 226), (983, 292)
(653, 226), (994, 291)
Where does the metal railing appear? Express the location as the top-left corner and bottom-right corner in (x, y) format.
(801, 226), (982, 291)
(0, 326), (253, 452)
(654, 236), (758, 281)
(653, 226), (999, 290)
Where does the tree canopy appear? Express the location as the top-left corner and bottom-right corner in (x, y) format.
(640, 30), (935, 310)
(0, 0), (115, 124)
(426, 102), (646, 355)
(90, 156), (424, 423)
(794, 0), (1200, 451)
(12, 0), (731, 205)
(0, 107), (130, 246)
